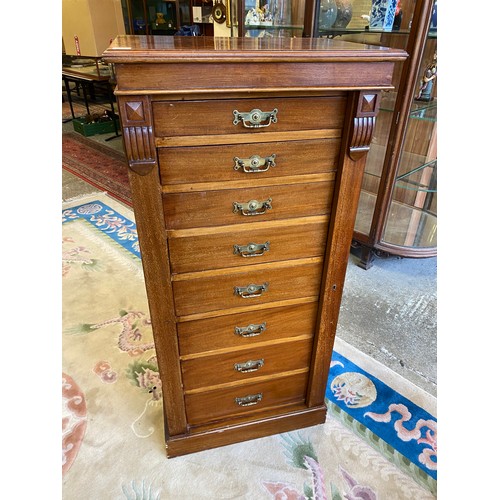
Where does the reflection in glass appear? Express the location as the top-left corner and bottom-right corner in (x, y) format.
(243, 0), (304, 37)
(318, 0), (338, 30)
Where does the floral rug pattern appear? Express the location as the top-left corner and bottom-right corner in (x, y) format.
(62, 194), (437, 499)
(328, 352), (437, 480)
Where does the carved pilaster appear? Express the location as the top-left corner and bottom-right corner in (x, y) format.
(348, 91), (381, 162)
(118, 96), (157, 175)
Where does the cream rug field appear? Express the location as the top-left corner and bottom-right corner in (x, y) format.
(62, 193), (437, 499)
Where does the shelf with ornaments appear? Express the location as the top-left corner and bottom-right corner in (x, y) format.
(239, 0), (307, 37)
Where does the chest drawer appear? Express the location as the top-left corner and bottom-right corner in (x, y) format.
(168, 217), (329, 275)
(181, 337), (312, 392)
(163, 180), (334, 230)
(158, 138), (340, 185)
(173, 259), (323, 317)
(177, 302), (318, 357)
(184, 372), (309, 426)
(153, 96), (346, 137)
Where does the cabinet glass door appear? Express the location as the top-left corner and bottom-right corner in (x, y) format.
(241, 0), (306, 37)
(315, 0), (437, 267)
(148, 0), (178, 34)
(121, 0), (179, 35)
(381, 35), (437, 249)
(353, 44), (407, 238)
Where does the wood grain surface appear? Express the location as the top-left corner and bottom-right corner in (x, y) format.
(105, 35), (405, 456)
(158, 138), (341, 185)
(177, 302), (318, 357)
(163, 181), (334, 230)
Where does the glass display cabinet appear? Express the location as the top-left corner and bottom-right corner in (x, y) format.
(236, 0), (308, 37)
(188, 0), (215, 35)
(315, 0), (437, 269)
(121, 0), (180, 35)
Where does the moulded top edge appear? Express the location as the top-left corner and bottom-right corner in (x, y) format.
(102, 35), (408, 64)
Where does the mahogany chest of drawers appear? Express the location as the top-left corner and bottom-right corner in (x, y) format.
(103, 36), (405, 458)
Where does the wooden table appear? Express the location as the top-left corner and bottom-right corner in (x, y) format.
(62, 59), (120, 140)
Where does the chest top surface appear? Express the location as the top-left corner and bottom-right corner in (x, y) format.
(103, 35), (406, 63)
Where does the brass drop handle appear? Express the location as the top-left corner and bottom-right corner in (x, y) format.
(233, 198), (272, 216)
(233, 108), (278, 128)
(235, 393), (263, 407)
(234, 241), (270, 258)
(233, 154), (276, 173)
(234, 322), (267, 337)
(234, 358), (264, 373)
(234, 282), (269, 299)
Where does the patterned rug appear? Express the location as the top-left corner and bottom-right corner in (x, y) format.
(62, 132), (132, 206)
(62, 193), (437, 499)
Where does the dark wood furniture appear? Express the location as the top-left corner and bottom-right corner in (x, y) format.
(62, 56), (121, 140)
(103, 35), (406, 457)
(120, 0), (216, 36)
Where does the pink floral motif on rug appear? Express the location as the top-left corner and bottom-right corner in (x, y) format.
(62, 373), (87, 476)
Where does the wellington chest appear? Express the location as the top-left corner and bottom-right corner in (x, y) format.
(103, 35), (406, 458)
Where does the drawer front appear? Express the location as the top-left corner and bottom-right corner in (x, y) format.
(168, 218), (329, 274)
(158, 138), (340, 185)
(153, 96), (346, 137)
(185, 372), (309, 425)
(163, 181), (334, 230)
(173, 260), (323, 317)
(182, 338), (312, 391)
(177, 302), (318, 357)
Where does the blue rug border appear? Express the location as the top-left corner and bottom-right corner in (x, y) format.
(326, 351), (436, 479)
(62, 200), (141, 259)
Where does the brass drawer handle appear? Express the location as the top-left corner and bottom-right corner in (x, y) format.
(233, 198), (272, 216)
(234, 282), (269, 299)
(233, 108), (278, 128)
(234, 358), (264, 373)
(233, 154), (276, 173)
(234, 241), (270, 258)
(235, 393), (263, 407)
(234, 322), (267, 337)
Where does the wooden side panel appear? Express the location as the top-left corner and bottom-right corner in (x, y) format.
(307, 90), (381, 407)
(116, 94), (188, 437)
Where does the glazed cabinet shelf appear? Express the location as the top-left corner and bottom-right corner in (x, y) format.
(316, 0), (438, 268)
